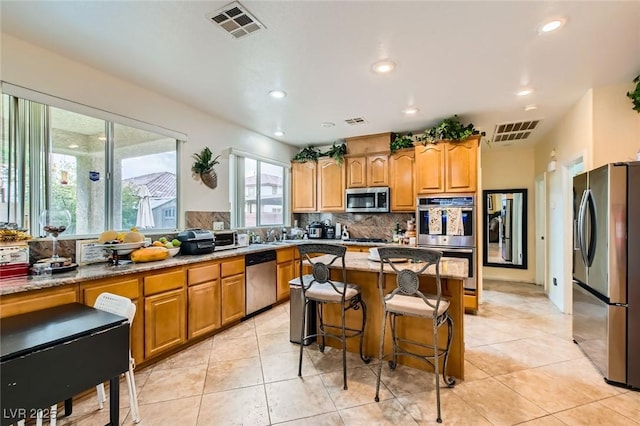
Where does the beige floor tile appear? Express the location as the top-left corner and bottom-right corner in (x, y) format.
(137, 364), (207, 405)
(214, 318), (256, 340)
(452, 377), (547, 425)
(376, 363), (442, 397)
(398, 390), (493, 425)
(132, 395), (201, 425)
(536, 358), (623, 400)
(495, 368), (596, 412)
(55, 406), (131, 425)
(554, 400), (639, 425)
(464, 345), (527, 376)
(463, 360), (490, 382)
(338, 399), (418, 425)
(258, 330), (300, 356)
(261, 349), (318, 383)
(321, 365), (393, 410)
(255, 305), (291, 336)
(209, 333), (259, 362)
(598, 391), (640, 420)
(305, 344), (373, 375)
(197, 384), (269, 425)
(276, 411), (344, 425)
(203, 356), (264, 393)
(265, 376), (336, 424)
(152, 343), (211, 371)
(517, 415), (568, 426)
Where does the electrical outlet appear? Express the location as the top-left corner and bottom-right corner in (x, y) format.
(553, 277), (558, 286)
(213, 221), (224, 231)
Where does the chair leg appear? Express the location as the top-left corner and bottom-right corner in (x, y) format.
(35, 409), (43, 426)
(374, 310), (388, 402)
(434, 320), (442, 424)
(50, 404), (57, 426)
(318, 303), (326, 352)
(96, 382), (106, 409)
(358, 297), (371, 364)
(389, 314), (398, 369)
(17, 420), (25, 426)
(442, 314), (456, 387)
(126, 363), (141, 423)
(298, 299), (307, 378)
(341, 302), (348, 390)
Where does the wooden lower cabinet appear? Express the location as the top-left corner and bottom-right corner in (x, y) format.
(0, 284), (78, 318)
(144, 288), (187, 359)
(276, 247), (294, 301)
(221, 274), (245, 325)
(188, 281), (221, 339)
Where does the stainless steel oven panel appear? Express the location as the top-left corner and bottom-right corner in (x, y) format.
(417, 202), (475, 248)
(419, 246), (476, 291)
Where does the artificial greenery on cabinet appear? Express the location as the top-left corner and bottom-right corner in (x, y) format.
(628, 75), (640, 113)
(421, 115), (484, 144)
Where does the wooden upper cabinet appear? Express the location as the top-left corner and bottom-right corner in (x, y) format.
(317, 158), (345, 211)
(415, 143), (445, 193)
(346, 156), (367, 188)
(415, 138), (478, 194)
(291, 161), (317, 212)
(445, 139), (478, 193)
(367, 154), (389, 187)
(389, 149), (416, 211)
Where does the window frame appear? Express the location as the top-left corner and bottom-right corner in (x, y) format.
(229, 149), (290, 229)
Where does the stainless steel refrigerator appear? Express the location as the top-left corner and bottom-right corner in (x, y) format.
(501, 198), (513, 262)
(573, 161), (640, 389)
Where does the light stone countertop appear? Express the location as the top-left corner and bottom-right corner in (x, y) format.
(0, 239), (466, 295)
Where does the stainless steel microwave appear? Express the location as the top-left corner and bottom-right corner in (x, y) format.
(345, 187), (390, 213)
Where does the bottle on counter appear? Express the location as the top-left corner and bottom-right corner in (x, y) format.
(335, 222), (341, 239)
(341, 225), (350, 240)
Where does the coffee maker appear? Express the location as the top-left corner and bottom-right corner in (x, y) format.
(308, 221), (324, 239)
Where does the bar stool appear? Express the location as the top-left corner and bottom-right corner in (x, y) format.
(296, 243), (371, 390)
(374, 247), (455, 423)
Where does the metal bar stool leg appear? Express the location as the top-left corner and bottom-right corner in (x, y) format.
(341, 302), (348, 390)
(298, 299), (307, 377)
(374, 309), (388, 402)
(434, 320), (442, 423)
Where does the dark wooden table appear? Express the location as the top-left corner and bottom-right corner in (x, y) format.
(1, 303), (129, 426)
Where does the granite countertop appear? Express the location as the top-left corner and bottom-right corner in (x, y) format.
(0, 239), (459, 295)
(311, 251), (469, 280)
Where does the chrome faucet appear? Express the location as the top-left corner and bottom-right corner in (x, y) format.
(266, 228), (277, 242)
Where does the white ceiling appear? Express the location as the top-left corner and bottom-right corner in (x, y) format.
(2, 1), (639, 150)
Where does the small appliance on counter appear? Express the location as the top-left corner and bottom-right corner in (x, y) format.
(308, 221), (324, 239)
(213, 230), (238, 251)
(177, 228), (215, 254)
(236, 233), (249, 247)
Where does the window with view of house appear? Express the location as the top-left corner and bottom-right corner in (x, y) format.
(1, 91), (180, 236)
(231, 154), (288, 228)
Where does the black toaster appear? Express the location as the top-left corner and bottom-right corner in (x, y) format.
(176, 229), (215, 255)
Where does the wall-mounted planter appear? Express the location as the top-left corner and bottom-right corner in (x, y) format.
(200, 169), (218, 189)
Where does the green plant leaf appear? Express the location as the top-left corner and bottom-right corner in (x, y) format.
(390, 132), (415, 154)
(292, 146), (321, 163)
(627, 74), (640, 113)
(192, 147), (220, 173)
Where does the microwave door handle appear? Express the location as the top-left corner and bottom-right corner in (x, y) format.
(585, 189), (597, 267)
(577, 189), (589, 266)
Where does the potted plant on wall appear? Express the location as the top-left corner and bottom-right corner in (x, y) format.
(192, 147), (220, 189)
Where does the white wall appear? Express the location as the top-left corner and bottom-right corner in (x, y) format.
(534, 82), (640, 313)
(0, 34), (298, 227)
(481, 146), (536, 283)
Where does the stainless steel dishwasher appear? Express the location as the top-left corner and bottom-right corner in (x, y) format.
(245, 250), (277, 316)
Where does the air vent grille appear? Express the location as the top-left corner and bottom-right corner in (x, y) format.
(206, 1), (265, 39)
(492, 119), (541, 143)
(345, 117), (367, 125)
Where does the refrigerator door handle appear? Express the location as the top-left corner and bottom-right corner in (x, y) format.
(585, 189), (597, 267)
(577, 189), (589, 266)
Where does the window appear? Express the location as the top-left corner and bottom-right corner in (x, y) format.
(1, 91), (181, 236)
(231, 152), (289, 228)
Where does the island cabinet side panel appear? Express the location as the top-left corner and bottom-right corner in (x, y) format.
(0, 285), (79, 319)
(80, 275), (143, 366)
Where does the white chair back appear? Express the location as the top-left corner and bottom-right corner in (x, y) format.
(94, 292), (136, 324)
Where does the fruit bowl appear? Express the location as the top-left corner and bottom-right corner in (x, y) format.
(167, 247), (180, 257)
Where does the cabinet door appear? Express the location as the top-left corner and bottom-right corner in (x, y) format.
(276, 261), (294, 301)
(415, 144), (445, 193)
(317, 158), (346, 211)
(346, 156), (366, 188)
(144, 288), (186, 359)
(188, 280), (221, 339)
(389, 149), (416, 211)
(367, 154), (389, 187)
(221, 274), (245, 325)
(445, 139), (477, 192)
(291, 161), (317, 212)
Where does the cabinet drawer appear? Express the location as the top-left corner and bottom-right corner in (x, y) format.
(82, 277), (140, 306)
(188, 262), (219, 286)
(276, 247), (294, 264)
(221, 257), (244, 278)
(144, 269), (185, 296)
(0, 285), (78, 318)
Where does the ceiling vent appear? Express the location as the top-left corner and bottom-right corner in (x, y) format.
(206, 2), (265, 39)
(492, 119), (541, 143)
(344, 117), (367, 125)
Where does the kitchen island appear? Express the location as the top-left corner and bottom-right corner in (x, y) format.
(304, 251), (467, 380)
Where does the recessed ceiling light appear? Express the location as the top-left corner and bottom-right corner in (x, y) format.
(402, 107), (419, 115)
(524, 104), (538, 111)
(68, 144), (79, 149)
(516, 88), (534, 96)
(273, 130), (285, 137)
(371, 60), (396, 74)
(321, 122), (335, 128)
(538, 17), (566, 34)
(268, 90), (287, 99)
